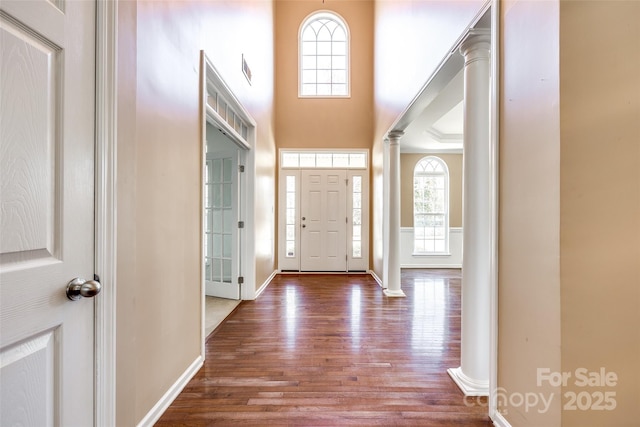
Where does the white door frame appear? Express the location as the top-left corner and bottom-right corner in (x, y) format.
(94, 1), (118, 425)
(278, 149), (370, 273)
(200, 52), (257, 354)
(488, 1), (500, 422)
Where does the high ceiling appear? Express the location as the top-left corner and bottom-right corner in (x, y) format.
(401, 69), (463, 153)
(397, 9), (491, 154)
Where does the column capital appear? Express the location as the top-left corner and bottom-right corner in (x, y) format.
(459, 29), (491, 59)
(387, 130), (404, 144)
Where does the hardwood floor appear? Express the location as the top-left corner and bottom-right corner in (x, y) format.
(156, 270), (490, 426)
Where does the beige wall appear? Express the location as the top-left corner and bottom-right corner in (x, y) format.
(498, 0), (562, 424)
(400, 153), (462, 228)
(274, 0), (374, 268)
(499, 1), (640, 426)
(115, 1), (275, 425)
(275, 0), (374, 150)
(559, 1), (640, 425)
(372, 0), (485, 278)
(116, 2), (138, 423)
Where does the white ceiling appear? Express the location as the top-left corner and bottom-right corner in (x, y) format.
(396, 9), (491, 155)
(401, 69), (463, 153)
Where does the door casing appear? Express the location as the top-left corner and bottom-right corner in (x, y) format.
(278, 150), (370, 273)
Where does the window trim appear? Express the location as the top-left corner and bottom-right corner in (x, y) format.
(279, 149), (368, 170)
(412, 156), (450, 255)
(298, 10), (351, 99)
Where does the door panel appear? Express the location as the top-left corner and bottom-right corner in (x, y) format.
(205, 125), (240, 300)
(0, 1), (96, 426)
(300, 170), (347, 271)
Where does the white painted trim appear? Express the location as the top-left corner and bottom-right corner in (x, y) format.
(382, 138), (390, 289)
(200, 50), (257, 311)
(383, 288), (406, 297)
(491, 410), (512, 427)
(403, 264), (462, 269)
(136, 356), (204, 427)
(400, 227), (463, 268)
(241, 145), (256, 301)
(369, 270), (384, 288)
(447, 367), (489, 396)
(94, 1), (118, 425)
(206, 104), (250, 151)
(254, 270), (277, 299)
(488, 0), (500, 423)
(204, 56), (257, 128)
(199, 58), (207, 358)
(277, 153), (370, 273)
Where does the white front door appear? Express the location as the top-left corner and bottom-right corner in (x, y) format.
(300, 170), (347, 271)
(204, 134), (241, 300)
(0, 1), (96, 426)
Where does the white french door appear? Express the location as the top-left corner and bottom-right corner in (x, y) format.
(205, 143), (241, 300)
(300, 170), (347, 271)
(0, 1), (97, 425)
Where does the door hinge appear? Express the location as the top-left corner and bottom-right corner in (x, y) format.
(346, 217), (348, 223)
(238, 276), (244, 284)
(345, 178), (349, 186)
(239, 165), (245, 173)
(238, 221), (245, 229)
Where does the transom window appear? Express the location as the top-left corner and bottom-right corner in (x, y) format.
(280, 150), (367, 169)
(299, 11), (349, 97)
(413, 157), (449, 254)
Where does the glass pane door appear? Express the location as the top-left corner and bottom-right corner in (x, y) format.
(205, 145), (240, 299)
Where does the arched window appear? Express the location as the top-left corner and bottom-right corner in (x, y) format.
(299, 11), (349, 97)
(413, 156), (449, 253)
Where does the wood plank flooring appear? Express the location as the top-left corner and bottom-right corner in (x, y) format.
(156, 269), (490, 426)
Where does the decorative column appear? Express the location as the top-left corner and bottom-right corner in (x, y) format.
(384, 130), (405, 297)
(448, 30), (491, 396)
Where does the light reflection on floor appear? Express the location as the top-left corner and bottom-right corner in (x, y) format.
(411, 276), (448, 352)
(285, 285), (297, 349)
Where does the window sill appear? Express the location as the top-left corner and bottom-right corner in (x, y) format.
(411, 253), (451, 257)
(298, 95), (352, 99)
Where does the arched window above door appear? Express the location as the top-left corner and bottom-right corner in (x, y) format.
(299, 11), (350, 97)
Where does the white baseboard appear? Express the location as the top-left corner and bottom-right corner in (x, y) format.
(368, 270), (384, 288)
(401, 264), (462, 269)
(136, 356), (203, 427)
(254, 269), (277, 299)
(447, 366), (489, 396)
(490, 410), (512, 427)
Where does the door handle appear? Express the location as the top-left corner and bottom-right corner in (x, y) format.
(66, 277), (102, 301)
(302, 224), (306, 228)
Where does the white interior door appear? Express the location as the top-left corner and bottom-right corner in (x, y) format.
(0, 1), (96, 426)
(204, 124), (241, 300)
(300, 170), (347, 271)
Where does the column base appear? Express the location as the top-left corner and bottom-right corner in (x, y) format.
(383, 288), (406, 297)
(447, 367), (489, 396)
